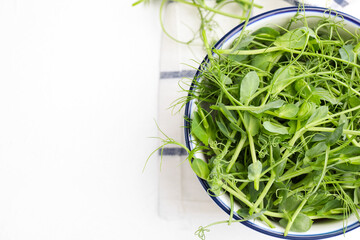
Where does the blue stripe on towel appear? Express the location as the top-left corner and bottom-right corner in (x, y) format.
(160, 70), (197, 79)
(334, 0), (348, 7)
(158, 147), (188, 156)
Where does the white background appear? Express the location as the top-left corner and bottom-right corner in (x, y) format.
(0, 1), (359, 240)
(0, 0), (164, 239)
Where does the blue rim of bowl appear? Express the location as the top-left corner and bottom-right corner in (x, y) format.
(184, 6), (360, 239)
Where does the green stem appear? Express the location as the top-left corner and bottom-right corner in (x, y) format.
(250, 174), (276, 214)
(250, 145), (276, 214)
(329, 135), (356, 154)
(307, 127), (360, 136)
(226, 134), (247, 173)
(246, 85), (271, 105)
(312, 146), (329, 193)
(248, 134), (257, 164)
(174, 0), (251, 20)
(260, 147), (297, 177)
(238, 182), (248, 191)
(332, 155), (360, 165)
(216, 46), (283, 55)
(352, 139), (360, 147)
(277, 166), (313, 182)
(226, 105), (264, 111)
(221, 183), (275, 228)
(248, 133), (259, 190)
(303, 104), (360, 131)
(275, 128), (306, 175)
(159, 0), (193, 44)
(229, 194), (234, 225)
(284, 195), (310, 236)
(263, 211), (285, 218)
(323, 74), (360, 97)
(202, 28), (214, 63)
(231, 0), (254, 49)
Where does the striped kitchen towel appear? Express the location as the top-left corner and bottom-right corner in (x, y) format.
(156, 0), (359, 223)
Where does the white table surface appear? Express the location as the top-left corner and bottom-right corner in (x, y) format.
(0, 1), (359, 240)
(0, 1), (163, 239)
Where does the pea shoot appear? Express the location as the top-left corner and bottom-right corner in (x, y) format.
(184, 9), (360, 238)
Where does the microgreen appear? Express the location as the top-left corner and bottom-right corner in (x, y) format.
(239, 71), (259, 104)
(141, 1), (360, 239)
(182, 7), (360, 238)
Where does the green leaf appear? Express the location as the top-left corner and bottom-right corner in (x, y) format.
(248, 160), (262, 181)
(279, 194), (302, 213)
(229, 162), (244, 174)
(229, 122), (244, 132)
(325, 124), (344, 146)
(274, 28), (307, 49)
(275, 104), (299, 119)
(216, 119), (234, 142)
(311, 132), (331, 142)
(317, 214), (345, 220)
(191, 111), (209, 146)
(217, 103), (237, 124)
(307, 191), (332, 207)
(251, 52), (282, 71)
(339, 114), (349, 130)
(243, 112), (260, 136)
(240, 71), (259, 104)
(202, 107), (216, 141)
(339, 44), (355, 62)
(308, 38), (320, 51)
(306, 142), (327, 159)
(317, 199), (342, 215)
(294, 79), (316, 103)
(233, 35), (255, 50)
(237, 207), (251, 218)
(228, 54), (248, 63)
(263, 121), (289, 135)
(340, 172), (357, 188)
(294, 79), (312, 94)
(220, 73), (233, 85)
(237, 207), (266, 219)
(306, 106), (328, 125)
(248, 181), (264, 202)
(252, 27), (280, 40)
(335, 163), (360, 172)
(270, 66), (296, 95)
(313, 87), (339, 104)
(298, 101), (316, 120)
(298, 27), (316, 39)
(349, 96), (360, 108)
(275, 163), (287, 182)
(251, 99), (285, 114)
(191, 158), (210, 180)
(279, 213), (313, 232)
(229, 35), (255, 62)
(355, 188), (360, 205)
(337, 146), (360, 156)
(288, 120), (297, 134)
(291, 171), (321, 190)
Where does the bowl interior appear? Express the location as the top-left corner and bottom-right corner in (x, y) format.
(185, 7), (360, 239)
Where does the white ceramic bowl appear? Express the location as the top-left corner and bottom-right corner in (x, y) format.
(184, 6), (360, 239)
